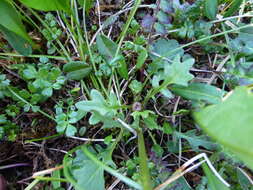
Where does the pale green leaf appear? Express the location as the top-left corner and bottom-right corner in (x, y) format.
(194, 86), (253, 170)
(71, 149), (105, 190)
(164, 55), (194, 86)
(76, 90), (119, 116)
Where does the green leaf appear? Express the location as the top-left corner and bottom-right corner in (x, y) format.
(0, 0), (31, 41)
(171, 83), (224, 104)
(202, 163), (230, 190)
(175, 130), (217, 152)
(89, 112), (121, 129)
(194, 86), (253, 170)
(0, 25), (32, 56)
(23, 66), (37, 79)
(0, 0), (32, 54)
(129, 80), (143, 94)
(42, 87), (53, 97)
(150, 39), (184, 64)
(19, 0), (70, 12)
(63, 62), (92, 80)
(78, 0), (94, 12)
(96, 34), (128, 79)
(136, 48), (148, 69)
(65, 124), (77, 137)
(205, 0), (218, 20)
(76, 89), (119, 116)
(230, 33), (253, 56)
(237, 168), (253, 190)
(224, 0), (243, 17)
(71, 148), (105, 190)
(163, 55), (194, 86)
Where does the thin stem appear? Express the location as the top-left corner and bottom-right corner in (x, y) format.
(156, 24), (253, 63)
(82, 146), (143, 190)
(115, 0), (142, 56)
(33, 176), (69, 183)
(7, 87), (55, 121)
(0, 53), (66, 60)
(82, 3), (109, 97)
(28, 8), (71, 60)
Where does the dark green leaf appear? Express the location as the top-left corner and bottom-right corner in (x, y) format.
(96, 34), (128, 79)
(224, 0), (243, 17)
(63, 62), (92, 80)
(205, 0), (218, 20)
(171, 83), (224, 104)
(237, 168), (253, 190)
(175, 130), (217, 152)
(78, 0), (94, 12)
(0, 0), (32, 54)
(0, 25), (32, 56)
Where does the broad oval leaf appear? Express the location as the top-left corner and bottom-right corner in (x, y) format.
(171, 83), (224, 104)
(68, 148), (105, 190)
(63, 62), (92, 80)
(0, 0), (32, 54)
(96, 34), (128, 79)
(19, 0), (70, 12)
(205, 0), (218, 20)
(194, 86), (253, 170)
(0, 25), (32, 56)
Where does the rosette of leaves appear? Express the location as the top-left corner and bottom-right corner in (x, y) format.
(76, 90), (123, 129)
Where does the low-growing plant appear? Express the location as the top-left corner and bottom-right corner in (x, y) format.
(0, 0), (253, 190)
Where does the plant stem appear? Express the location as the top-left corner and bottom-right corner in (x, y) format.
(7, 87), (55, 121)
(82, 146), (143, 190)
(82, 3), (109, 97)
(0, 53), (66, 60)
(27, 8), (71, 60)
(156, 24), (253, 63)
(138, 129), (153, 190)
(25, 133), (63, 143)
(33, 176), (69, 183)
(116, 0), (142, 56)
